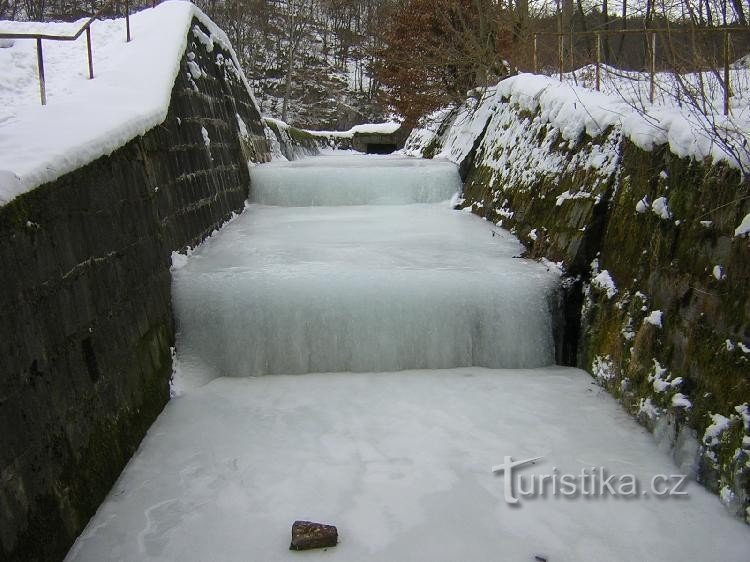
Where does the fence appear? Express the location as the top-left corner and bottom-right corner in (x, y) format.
(531, 26), (750, 116)
(0, 0), (158, 105)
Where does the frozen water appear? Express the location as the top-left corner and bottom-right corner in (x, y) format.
(65, 369), (750, 562)
(248, 155), (462, 206)
(65, 154), (750, 561)
(173, 157), (559, 384)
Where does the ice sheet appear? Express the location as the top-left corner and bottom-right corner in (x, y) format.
(65, 368), (750, 562)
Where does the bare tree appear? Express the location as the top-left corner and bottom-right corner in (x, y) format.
(280, 0), (314, 122)
(0, 0), (20, 19)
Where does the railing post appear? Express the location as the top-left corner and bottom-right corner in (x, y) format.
(125, 0), (131, 42)
(595, 32), (601, 91)
(36, 38), (46, 105)
(723, 29), (731, 116)
(649, 32), (656, 104)
(533, 33), (537, 74)
(86, 27), (94, 79)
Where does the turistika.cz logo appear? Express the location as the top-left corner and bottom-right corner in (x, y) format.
(491, 456), (689, 505)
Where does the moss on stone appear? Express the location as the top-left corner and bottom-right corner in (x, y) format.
(453, 98), (750, 521)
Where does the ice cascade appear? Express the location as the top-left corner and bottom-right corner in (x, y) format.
(172, 155), (560, 383)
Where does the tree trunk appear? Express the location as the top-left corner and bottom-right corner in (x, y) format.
(602, 0), (610, 63)
(730, 0), (746, 25)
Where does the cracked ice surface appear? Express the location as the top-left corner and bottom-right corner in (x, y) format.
(65, 369), (750, 561)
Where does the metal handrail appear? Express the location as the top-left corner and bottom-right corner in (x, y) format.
(0, 0), (158, 105)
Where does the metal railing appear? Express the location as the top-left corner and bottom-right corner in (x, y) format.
(532, 27), (750, 116)
(0, 0), (158, 105)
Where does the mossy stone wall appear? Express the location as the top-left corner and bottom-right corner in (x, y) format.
(419, 98), (750, 522)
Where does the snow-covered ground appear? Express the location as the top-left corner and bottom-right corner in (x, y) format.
(562, 62), (750, 119)
(0, 0), (254, 205)
(406, 65), (750, 173)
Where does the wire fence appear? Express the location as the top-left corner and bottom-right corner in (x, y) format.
(530, 26), (750, 116)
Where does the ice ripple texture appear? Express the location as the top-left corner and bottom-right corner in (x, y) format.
(172, 155), (560, 382)
(248, 155), (463, 205)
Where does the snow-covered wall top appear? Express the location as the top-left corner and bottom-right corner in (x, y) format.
(0, 0), (259, 206)
(406, 73), (750, 174)
(304, 121), (402, 138)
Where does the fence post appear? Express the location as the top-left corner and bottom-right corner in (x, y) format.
(533, 33), (537, 74)
(569, 29), (574, 74)
(723, 29), (730, 116)
(649, 32), (656, 104)
(596, 32), (601, 91)
(36, 38), (46, 105)
(125, 0), (131, 42)
(86, 27), (94, 79)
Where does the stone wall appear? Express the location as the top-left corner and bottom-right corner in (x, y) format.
(408, 95), (750, 522)
(0, 19), (269, 562)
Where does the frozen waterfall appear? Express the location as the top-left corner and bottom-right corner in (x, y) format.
(248, 155), (462, 206)
(172, 155), (560, 384)
(67, 154), (750, 562)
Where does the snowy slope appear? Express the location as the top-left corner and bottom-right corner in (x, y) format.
(406, 70), (750, 173)
(0, 0), (258, 206)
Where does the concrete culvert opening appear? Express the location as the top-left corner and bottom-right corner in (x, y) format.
(366, 143), (397, 154)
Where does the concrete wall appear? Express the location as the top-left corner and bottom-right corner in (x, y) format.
(264, 119), (410, 158)
(0, 19), (269, 562)
(407, 96), (750, 522)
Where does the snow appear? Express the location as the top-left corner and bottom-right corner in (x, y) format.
(592, 354), (615, 381)
(406, 71), (750, 176)
(644, 310), (663, 328)
(635, 197), (649, 213)
(306, 121), (401, 138)
(555, 189), (591, 207)
(639, 397), (662, 421)
(735, 213), (750, 237)
(235, 113), (249, 139)
(174, 156), (558, 384)
(248, 154), (461, 206)
(672, 393), (692, 409)
(65, 368), (750, 562)
(649, 359), (680, 393)
(713, 265), (725, 280)
(0, 0), (259, 206)
(651, 197), (672, 220)
(704, 414), (732, 447)
(592, 270), (617, 299)
(405, 80), (623, 199)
